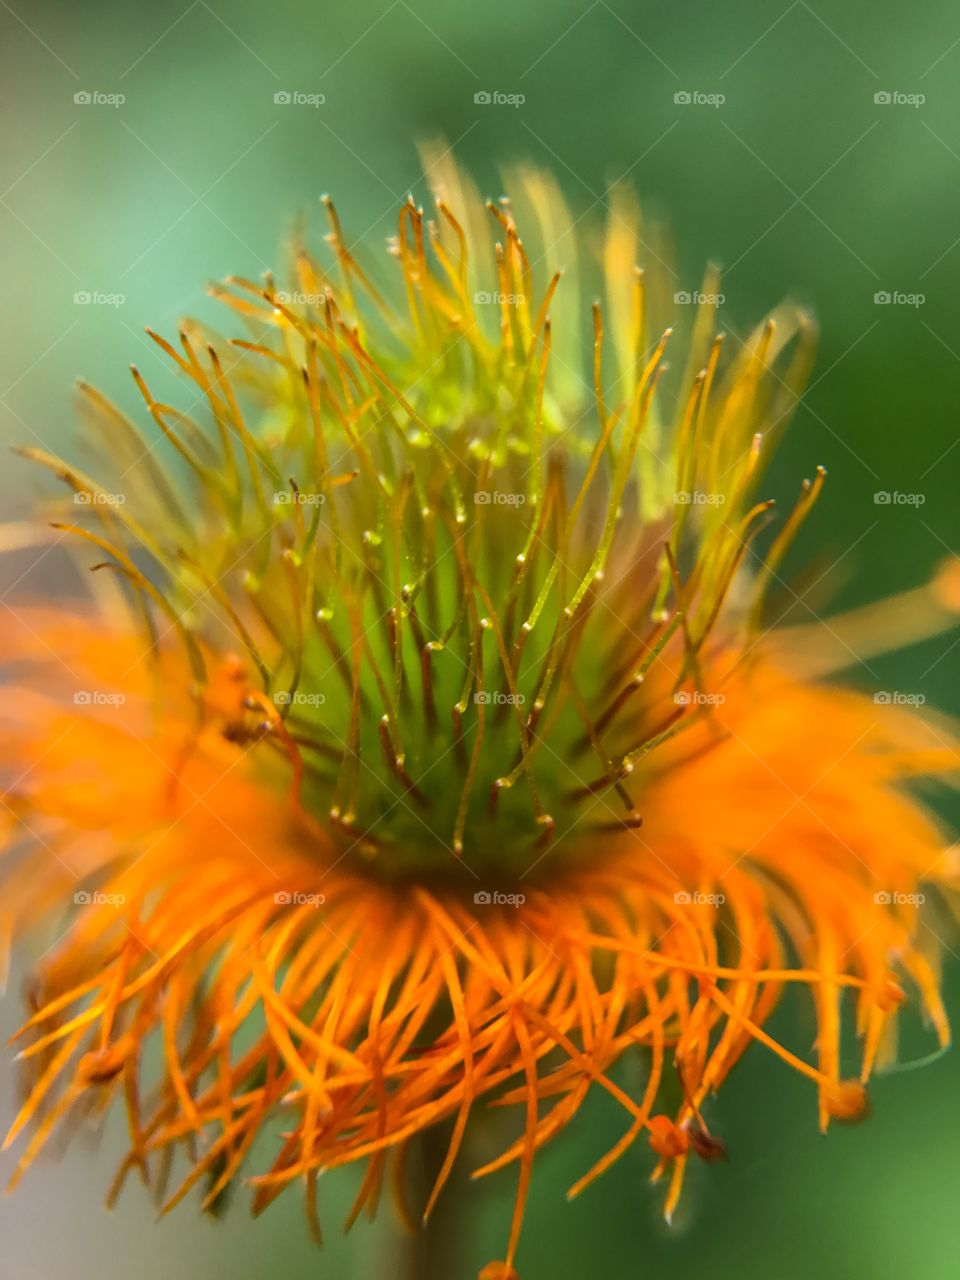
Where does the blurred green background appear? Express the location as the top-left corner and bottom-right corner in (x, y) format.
(1, 0), (958, 1276)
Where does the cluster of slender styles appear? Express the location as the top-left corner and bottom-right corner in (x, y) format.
(2, 155), (959, 1278)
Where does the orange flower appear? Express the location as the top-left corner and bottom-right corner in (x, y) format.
(3, 157), (958, 1278)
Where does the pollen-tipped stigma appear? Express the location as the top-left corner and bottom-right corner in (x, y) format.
(2, 151), (958, 1278)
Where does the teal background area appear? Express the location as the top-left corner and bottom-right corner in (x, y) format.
(1, 1), (958, 1276)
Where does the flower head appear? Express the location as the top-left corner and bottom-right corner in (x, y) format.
(3, 155), (959, 1277)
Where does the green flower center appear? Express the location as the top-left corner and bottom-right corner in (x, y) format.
(24, 183), (816, 882)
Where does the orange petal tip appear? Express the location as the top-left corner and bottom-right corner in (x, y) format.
(647, 1115), (689, 1160)
(823, 1079), (870, 1123)
(933, 557), (960, 612)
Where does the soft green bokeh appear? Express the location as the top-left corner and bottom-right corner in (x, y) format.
(1, 1), (957, 1276)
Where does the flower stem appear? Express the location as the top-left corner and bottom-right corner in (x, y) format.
(393, 1124), (471, 1280)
